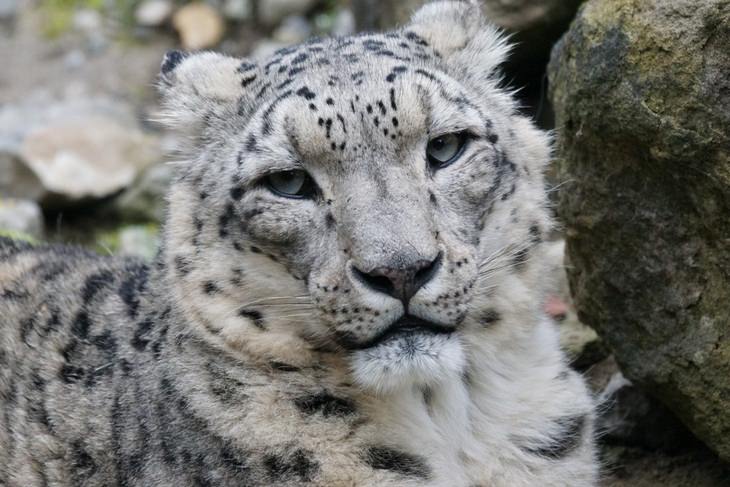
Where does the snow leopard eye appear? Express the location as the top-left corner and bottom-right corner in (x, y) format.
(265, 170), (317, 199)
(427, 132), (468, 169)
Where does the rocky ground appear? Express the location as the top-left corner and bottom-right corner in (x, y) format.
(0, 0), (728, 484)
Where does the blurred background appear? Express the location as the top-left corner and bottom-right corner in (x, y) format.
(0, 1), (728, 485)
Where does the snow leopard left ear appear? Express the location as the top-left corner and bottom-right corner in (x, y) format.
(407, 0), (510, 81)
(157, 50), (257, 138)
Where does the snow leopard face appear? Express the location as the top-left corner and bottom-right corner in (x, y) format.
(160, 1), (552, 393)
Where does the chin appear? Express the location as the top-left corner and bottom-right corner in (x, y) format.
(350, 331), (465, 395)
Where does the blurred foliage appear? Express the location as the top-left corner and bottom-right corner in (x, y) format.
(0, 229), (39, 245)
(40, 0), (104, 37)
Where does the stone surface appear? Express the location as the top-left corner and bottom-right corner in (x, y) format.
(0, 96), (160, 208)
(588, 356), (701, 453)
(97, 224), (160, 261)
(172, 2), (225, 50)
(330, 8), (356, 37)
(549, 0), (730, 461)
(223, 0), (253, 21)
(111, 163), (175, 223)
(135, 0), (174, 27)
(0, 0), (18, 20)
(250, 39), (289, 60)
(0, 198), (43, 239)
(258, 0), (317, 26)
(272, 15), (311, 44)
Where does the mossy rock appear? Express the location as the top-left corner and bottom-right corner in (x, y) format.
(549, 0), (730, 460)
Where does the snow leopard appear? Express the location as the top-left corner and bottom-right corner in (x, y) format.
(0, 1), (598, 485)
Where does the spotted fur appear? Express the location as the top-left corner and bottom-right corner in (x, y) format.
(0, 2), (597, 485)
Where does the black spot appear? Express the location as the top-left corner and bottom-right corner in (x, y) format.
(414, 68), (438, 82)
(230, 185), (245, 201)
(238, 309), (265, 330)
(71, 312), (92, 340)
(238, 61), (256, 72)
(174, 255), (191, 276)
(250, 246), (262, 254)
(520, 415), (586, 459)
(325, 97), (334, 105)
(245, 134), (258, 153)
(82, 270), (114, 304)
(363, 446), (431, 479)
(71, 440), (98, 479)
(296, 87), (316, 100)
(294, 392), (356, 417)
(429, 192), (437, 205)
(487, 133), (499, 144)
(203, 281), (220, 295)
(277, 78), (294, 90)
(376, 101), (387, 115)
(325, 212), (336, 228)
(336, 113), (347, 133)
(161, 50), (187, 75)
(241, 75), (257, 87)
(264, 448), (318, 482)
(288, 67), (305, 77)
(291, 53), (308, 64)
(60, 364), (84, 384)
(219, 203), (236, 238)
(131, 317), (154, 351)
(481, 309), (501, 326)
(118, 265), (149, 319)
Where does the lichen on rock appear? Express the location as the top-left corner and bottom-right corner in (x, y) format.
(549, 0), (730, 461)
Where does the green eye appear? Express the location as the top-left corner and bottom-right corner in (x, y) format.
(427, 132), (468, 169)
(265, 170), (316, 199)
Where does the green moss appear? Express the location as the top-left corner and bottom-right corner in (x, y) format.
(94, 223), (160, 260)
(0, 229), (39, 245)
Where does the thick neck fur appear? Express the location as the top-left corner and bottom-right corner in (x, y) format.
(149, 230), (595, 486)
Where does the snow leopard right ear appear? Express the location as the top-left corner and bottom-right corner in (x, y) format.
(157, 50), (258, 139)
(407, 0), (510, 82)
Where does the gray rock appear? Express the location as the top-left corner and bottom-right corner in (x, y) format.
(549, 0), (730, 461)
(0, 0), (18, 20)
(111, 163), (175, 223)
(250, 40), (290, 60)
(330, 8), (355, 37)
(272, 15), (312, 44)
(134, 0), (174, 27)
(589, 357), (702, 453)
(258, 0), (318, 26)
(117, 225), (160, 260)
(223, 0), (253, 21)
(0, 198), (43, 239)
(96, 224), (160, 261)
(172, 2), (225, 50)
(0, 96), (160, 208)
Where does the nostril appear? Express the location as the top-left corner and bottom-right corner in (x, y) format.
(352, 266), (396, 296)
(414, 252), (442, 289)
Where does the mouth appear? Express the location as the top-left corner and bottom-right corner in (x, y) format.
(354, 315), (455, 350)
